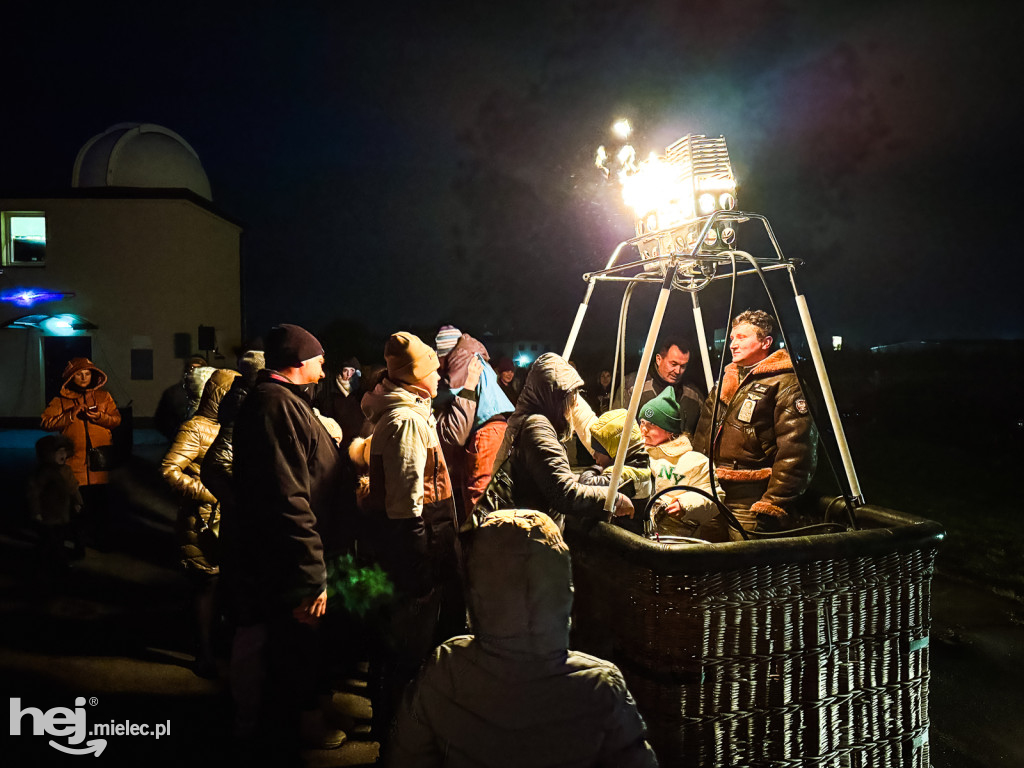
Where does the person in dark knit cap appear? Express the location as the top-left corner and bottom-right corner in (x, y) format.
(229, 324), (346, 752)
(494, 355), (520, 406)
(263, 323), (324, 370)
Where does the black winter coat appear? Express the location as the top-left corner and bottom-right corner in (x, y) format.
(492, 354), (609, 525)
(229, 371), (344, 616)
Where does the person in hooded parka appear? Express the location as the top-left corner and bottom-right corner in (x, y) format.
(40, 357), (121, 542)
(489, 353), (633, 525)
(386, 509), (659, 767)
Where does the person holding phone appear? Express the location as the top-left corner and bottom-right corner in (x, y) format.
(41, 358), (121, 544)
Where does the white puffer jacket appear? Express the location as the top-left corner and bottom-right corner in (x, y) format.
(647, 433), (715, 517)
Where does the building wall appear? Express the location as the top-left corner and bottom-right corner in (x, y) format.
(0, 330), (44, 418)
(0, 195), (242, 420)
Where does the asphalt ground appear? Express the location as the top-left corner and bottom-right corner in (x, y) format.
(0, 429), (378, 767)
(1, 428), (1022, 767)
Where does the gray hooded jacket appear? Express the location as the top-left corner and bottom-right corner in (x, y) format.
(387, 510), (658, 767)
(490, 354), (609, 524)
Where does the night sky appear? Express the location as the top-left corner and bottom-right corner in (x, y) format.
(2, 1), (1019, 356)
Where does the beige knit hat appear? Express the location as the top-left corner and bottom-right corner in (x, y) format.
(385, 332), (439, 384)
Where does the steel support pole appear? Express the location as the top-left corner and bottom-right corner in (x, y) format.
(692, 292), (715, 392)
(605, 264), (677, 513)
(563, 241), (630, 360)
(791, 286), (864, 504)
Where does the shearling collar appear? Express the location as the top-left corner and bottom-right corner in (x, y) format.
(719, 349), (793, 404)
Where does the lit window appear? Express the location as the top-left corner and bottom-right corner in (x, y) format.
(1, 212), (46, 266)
(832, 336), (843, 351)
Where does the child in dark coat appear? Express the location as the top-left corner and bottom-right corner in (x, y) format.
(27, 434), (84, 568)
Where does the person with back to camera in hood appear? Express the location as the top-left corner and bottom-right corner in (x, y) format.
(430, 325), (485, 525)
(40, 357), (121, 546)
(386, 509), (658, 767)
(488, 353), (633, 526)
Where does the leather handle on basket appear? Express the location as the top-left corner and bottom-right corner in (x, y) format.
(644, 484), (751, 540)
(644, 485), (850, 540)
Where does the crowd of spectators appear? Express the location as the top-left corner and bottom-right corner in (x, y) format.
(29, 308), (815, 766)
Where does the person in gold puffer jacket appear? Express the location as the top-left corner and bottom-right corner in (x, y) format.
(162, 367), (240, 575)
(161, 366), (239, 677)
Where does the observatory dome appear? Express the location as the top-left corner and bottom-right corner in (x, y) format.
(72, 123), (212, 200)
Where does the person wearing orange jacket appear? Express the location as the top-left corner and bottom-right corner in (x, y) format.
(41, 357), (121, 543)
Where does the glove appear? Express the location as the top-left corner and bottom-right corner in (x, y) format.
(576, 466), (604, 486)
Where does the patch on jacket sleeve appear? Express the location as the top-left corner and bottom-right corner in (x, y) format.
(795, 398), (808, 414)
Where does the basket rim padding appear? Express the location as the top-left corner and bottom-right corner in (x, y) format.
(563, 500), (945, 574)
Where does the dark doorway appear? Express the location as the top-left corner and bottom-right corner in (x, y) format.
(43, 336), (92, 403)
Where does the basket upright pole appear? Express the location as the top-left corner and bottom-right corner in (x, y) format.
(789, 272), (864, 505)
(605, 263), (678, 514)
(692, 292), (715, 392)
(563, 241), (629, 360)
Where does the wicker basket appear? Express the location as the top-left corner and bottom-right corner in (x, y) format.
(565, 503), (943, 768)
